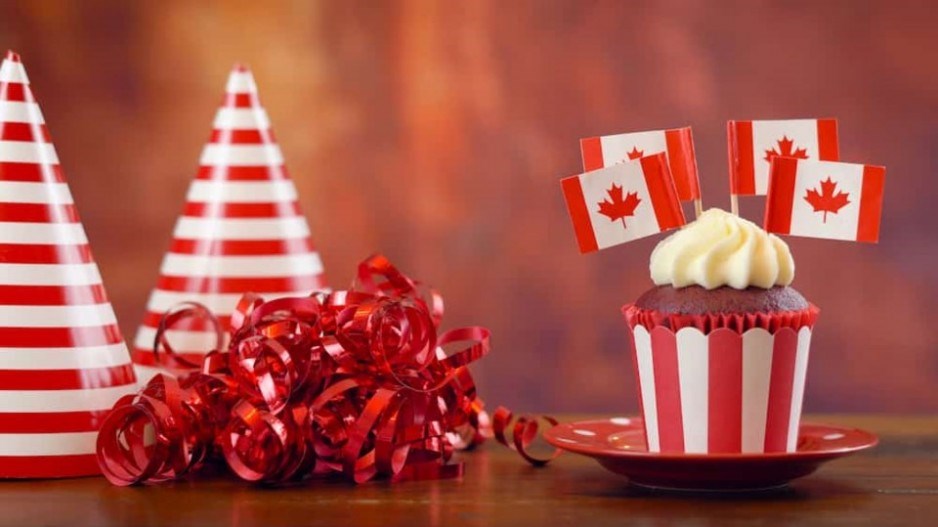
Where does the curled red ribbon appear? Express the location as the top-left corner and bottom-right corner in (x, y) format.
(491, 407), (563, 466)
(96, 254), (492, 485)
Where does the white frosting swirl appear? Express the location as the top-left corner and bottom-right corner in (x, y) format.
(650, 208), (794, 290)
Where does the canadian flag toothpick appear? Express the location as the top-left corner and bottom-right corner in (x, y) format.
(764, 157), (885, 243)
(0, 51), (137, 477)
(130, 64), (328, 383)
(580, 127), (701, 215)
(561, 153), (685, 253)
(727, 119), (839, 213)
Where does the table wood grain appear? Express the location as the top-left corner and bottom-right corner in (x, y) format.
(0, 415), (934, 527)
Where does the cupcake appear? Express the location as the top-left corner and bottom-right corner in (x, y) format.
(623, 208), (819, 454)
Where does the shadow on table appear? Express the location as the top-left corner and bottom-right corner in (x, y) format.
(576, 476), (870, 503)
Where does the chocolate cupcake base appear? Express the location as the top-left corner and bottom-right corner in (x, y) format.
(634, 285), (809, 315)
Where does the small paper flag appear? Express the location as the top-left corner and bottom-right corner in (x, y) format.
(765, 157), (885, 243)
(728, 118), (839, 196)
(561, 153), (685, 253)
(580, 127), (700, 202)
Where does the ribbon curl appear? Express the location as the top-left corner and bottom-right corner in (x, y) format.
(96, 254), (491, 486)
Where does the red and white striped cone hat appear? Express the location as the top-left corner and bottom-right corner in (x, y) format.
(0, 51), (137, 477)
(131, 64), (327, 382)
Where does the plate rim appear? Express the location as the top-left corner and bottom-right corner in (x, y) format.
(544, 417), (879, 461)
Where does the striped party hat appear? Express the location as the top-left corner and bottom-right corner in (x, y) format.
(0, 51), (137, 477)
(131, 64), (327, 382)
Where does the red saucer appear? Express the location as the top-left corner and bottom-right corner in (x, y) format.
(544, 417), (877, 491)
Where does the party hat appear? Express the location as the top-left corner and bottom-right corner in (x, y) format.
(131, 64), (327, 382)
(0, 51), (137, 477)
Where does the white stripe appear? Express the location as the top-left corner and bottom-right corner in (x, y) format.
(0, 263), (101, 286)
(160, 252), (322, 278)
(186, 180), (297, 203)
(599, 130), (667, 167)
(676, 328), (708, 453)
(0, 101), (44, 124)
(741, 329), (774, 453)
(787, 327), (813, 451)
(0, 141), (58, 164)
(632, 325), (659, 452)
(788, 160), (863, 241)
(173, 217), (310, 240)
(0, 343), (131, 370)
(0, 181), (73, 204)
(226, 71), (257, 94)
(200, 144), (283, 166)
(0, 431), (98, 456)
(0, 384), (136, 412)
(751, 120), (820, 195)
(133, 363), (169, 386)
(0, 60), (29, 84)
(0, 222), (87, 245)
(146, 289), (316, 314)
(134, 326), (227, 354)
(0, 304), (116, 328)
(213, 107), (270, 130)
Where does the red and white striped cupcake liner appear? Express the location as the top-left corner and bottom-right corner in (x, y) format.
(623, 303), (820, 454)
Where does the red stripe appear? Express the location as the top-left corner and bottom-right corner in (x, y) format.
(856, 165), (886, 243)
(0, 243), (94, 264)
(579, 137), (604, 172)
(132, 348), (210, 368)
(0, 325), (123, 347)
(650, 327), (683, 452)
(182, 201), (301, 218)
(0, 82), (35, 103)
(156, 274), (326, 294)
(665, 127), (701, 201)
(728, 120), (755, 195)
(221, 93), (261, 108)
(0, 410), (111, 433)
(0, 202), (79, 222)
(0, 365), (135, 390)
(195, 164), (288, 181)
(0, 284), (108, 305)
(708, 330), (743, 453)
(764, 156), (799, 235)
(0, 454), (100, 478)
(764, 328), (798, 452)
(560, 174), (598, 253)
(168, 237), (315, 256)
(0, 122), (50, 141)
(208, 128), (276, 144)
(0, 161), (64, 182)
(640, 153), (686, 231)
(142, 312), (233, 331)
(816, 118), (839, 161)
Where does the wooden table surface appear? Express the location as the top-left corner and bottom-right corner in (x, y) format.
(0, 415), (935, 527)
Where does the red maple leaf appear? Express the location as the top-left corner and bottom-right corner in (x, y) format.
(597, 184), (641, 228)
(764, 135), (809, 164)
(614, 147), (645, 165)
(804, 177), (850, 223)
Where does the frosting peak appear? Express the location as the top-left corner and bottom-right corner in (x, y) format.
(650, 208), (794, 290)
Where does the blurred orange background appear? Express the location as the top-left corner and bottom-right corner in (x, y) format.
(1, 0), (935, 413)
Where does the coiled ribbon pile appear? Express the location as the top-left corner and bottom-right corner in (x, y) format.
(96, 254), (495, 485)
